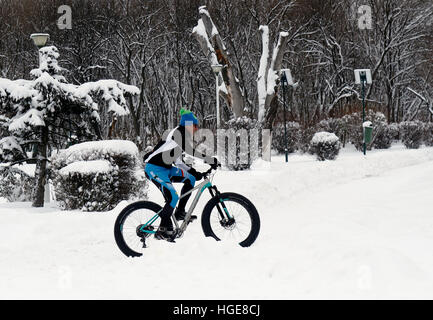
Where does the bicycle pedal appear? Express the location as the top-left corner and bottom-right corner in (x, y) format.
(140, 238), (147, 248)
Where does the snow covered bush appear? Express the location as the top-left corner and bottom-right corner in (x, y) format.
(219, 117), (260, 171)
(51, 140), (147, 211)
(400, 121), (424, 149)
(423, 122), (433, 147)
(387, 123), (401, 142)
(55, 160), (118, 211)
(272, 121), (301, 154)
(298, 126), (317, 154)
(372, 123), (394, 149)
(0, 166), (35, 202)
(310, 132), (341, 161)
(342, 111), (387, 151)
(316, 118), (345, 143)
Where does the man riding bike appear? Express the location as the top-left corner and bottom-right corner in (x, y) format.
(143, 109), (219, 242)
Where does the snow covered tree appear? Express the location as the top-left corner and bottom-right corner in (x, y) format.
(360, 0), (433, 122)
(192, 4), (295, 129)
(0, 45), (139, 207)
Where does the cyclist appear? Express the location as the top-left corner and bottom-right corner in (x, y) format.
(143, 109), (219, 241)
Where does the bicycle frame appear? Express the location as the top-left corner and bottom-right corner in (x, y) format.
(139, 177), (214, 237)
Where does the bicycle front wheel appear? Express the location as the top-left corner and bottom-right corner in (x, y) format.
(201, 192), (260, 247)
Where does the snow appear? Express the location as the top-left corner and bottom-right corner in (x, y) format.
(0, 78), (36, 101)
(0, 162), (36, 178)
(65, 140), (139, 157)
(1, 145), (433, 299)
(198, 6), (224, 44)
(266, 31), (290, 96)
(257, 25), (269, 122)
(30, 46), (64, 79)
(311, 131), (340, 144)
(59, 160), (113, 176)
(192, 19), (219, 66)
(0, 136), (23, 152)
(55, 140), (139, 166)
(8, 108), (45, 131)
(1, 47), (139, 132)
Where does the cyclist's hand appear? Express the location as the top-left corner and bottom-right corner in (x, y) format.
(210, 157), (221, 170)
(189, 168), (203, 181)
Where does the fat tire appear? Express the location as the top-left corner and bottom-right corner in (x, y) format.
(201, 192), (260, 247)
(114, 201), (162, 257)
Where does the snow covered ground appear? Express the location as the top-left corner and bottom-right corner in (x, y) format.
(1, 144), (433, 299)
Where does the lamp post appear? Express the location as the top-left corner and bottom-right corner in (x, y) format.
(30, 33), (50, 67)
(30, 33), (50, 205)
(280, 69), (295, 163)
(211, 64), (224, 129)
(354, 69), (372, 155)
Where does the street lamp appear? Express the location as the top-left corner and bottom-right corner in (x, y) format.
(280, 68), (295, 163)
(30, 33), (51, 204)
(30, 33), (50, 67)
(30, 33), (50, 48)
(211, 64), (224, 129)
(354, 69), (372, 155)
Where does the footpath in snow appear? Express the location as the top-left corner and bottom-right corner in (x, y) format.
(0, 144), (433, 299)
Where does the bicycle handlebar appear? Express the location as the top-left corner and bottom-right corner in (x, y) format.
(202, 164), (221, 179)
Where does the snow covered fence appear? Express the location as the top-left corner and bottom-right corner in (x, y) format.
(51, 140), (147, 211)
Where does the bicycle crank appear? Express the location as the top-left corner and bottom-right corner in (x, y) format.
(136, 225), (154, 248)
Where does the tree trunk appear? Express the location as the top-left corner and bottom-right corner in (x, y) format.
(32, 126), (49, 208)
(260, 31), (289, 129)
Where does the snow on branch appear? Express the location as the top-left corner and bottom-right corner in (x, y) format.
(1, 47), (140, 133)
(30, 46), (64, 81)
(76, 80), (140, 116)
(9, 109), (45, 131)
(193, 6), (245, 118)
(192, 19), (219, 66)
(266, 31), (289, 97)
(0, 78), (36, 102)
(257, 25), (269, 123)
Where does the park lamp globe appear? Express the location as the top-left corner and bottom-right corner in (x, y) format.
(30, 33), (50, 48)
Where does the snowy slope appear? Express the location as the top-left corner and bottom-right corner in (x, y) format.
(1, 144), (433, 299)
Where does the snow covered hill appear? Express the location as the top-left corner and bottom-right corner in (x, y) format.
(1, 144), (433, 299)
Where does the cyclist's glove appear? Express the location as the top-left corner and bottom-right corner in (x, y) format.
(188, 168), (203, 181)
(210, 157), (221, 170)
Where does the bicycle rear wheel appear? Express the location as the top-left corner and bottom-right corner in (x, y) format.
(201, 192), (260, 247)
(114, 201), (162, 257)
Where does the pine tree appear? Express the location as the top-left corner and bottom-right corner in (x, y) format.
(0, 46), (139, 207)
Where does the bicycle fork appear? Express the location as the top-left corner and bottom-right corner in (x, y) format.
(208, 186), (233, 222)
